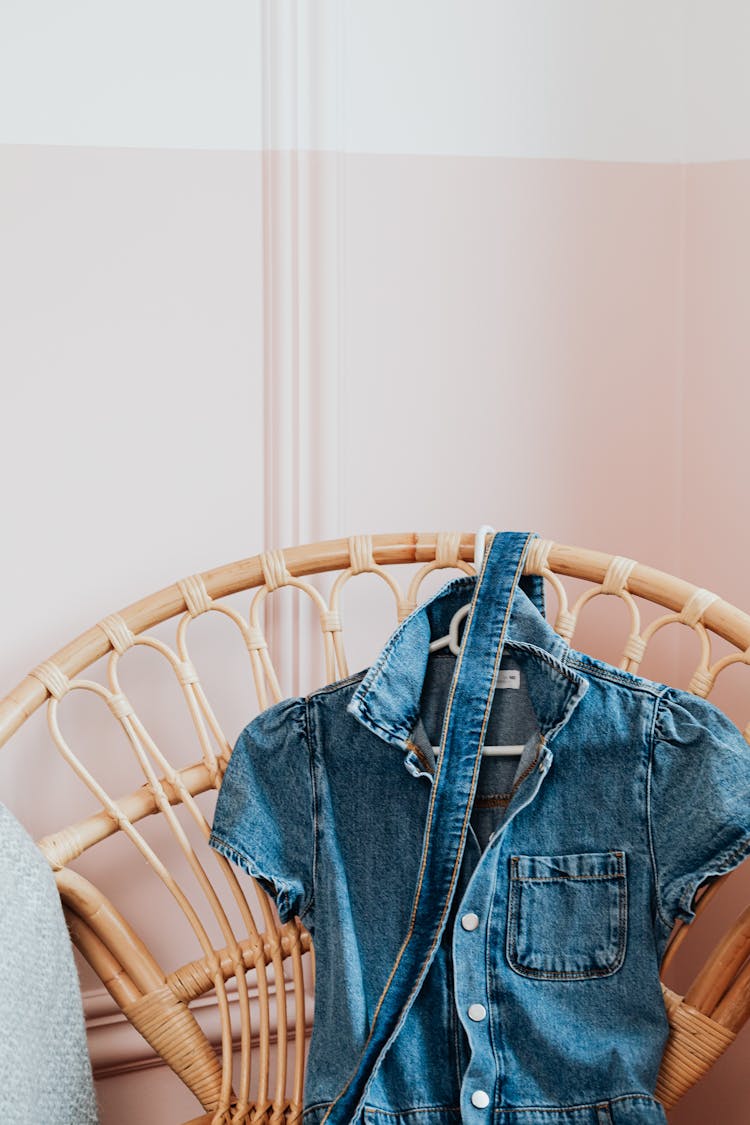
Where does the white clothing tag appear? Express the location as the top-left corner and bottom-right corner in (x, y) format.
(493, 669), (520, 690)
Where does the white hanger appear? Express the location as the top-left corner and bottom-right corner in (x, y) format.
(428, 525), (525, 759)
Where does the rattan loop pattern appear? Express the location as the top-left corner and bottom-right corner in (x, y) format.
(259, 550), (292, 592)
(687, 667), (715, 698)
(321, 609), (342, 634)
(348, 534), (374, 574)
(523, 537), (555, 575)
(98, 612), (136, 653)
(601, 555), (637, 595)
(106, 692), (134, 720)
(555, 609), (577, 642)
(622, 634), (647, 664)
(680, 587), (719, 627)
(246, 627), (267, 652)
(176, 659), (200, 686)
(179, 575), (214, 616)
(29, 659), (70, 699)
(434, 530), (462, 568)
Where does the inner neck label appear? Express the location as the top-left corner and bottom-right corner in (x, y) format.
(493, 669), (520, 690)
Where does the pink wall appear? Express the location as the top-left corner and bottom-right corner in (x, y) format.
(341, 150), (750, 1124)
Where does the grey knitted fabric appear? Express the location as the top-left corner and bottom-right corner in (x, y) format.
(0, 802), (100, 1124)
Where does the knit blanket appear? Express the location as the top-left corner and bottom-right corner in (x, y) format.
(0, 801), (99, 1124)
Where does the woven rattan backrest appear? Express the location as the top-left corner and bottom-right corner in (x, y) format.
(1, 531), (749, 1124)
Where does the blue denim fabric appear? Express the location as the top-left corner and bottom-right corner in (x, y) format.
(209, 531), (750, 1125)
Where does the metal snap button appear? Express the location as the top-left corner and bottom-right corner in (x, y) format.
(471, 1089), (490, 1108)
(461, 912), (480, 931)
(468, 1002), (487, 1021)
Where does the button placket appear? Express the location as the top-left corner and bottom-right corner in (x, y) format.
(452, 744), (552, 1118)
(453, 853), (496, 1118)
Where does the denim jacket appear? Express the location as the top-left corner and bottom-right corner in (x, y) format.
(209, 531), (750, 1125)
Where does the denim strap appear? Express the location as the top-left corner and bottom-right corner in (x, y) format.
(320, 530), (541, 1125)
(519, 568), (546, 619)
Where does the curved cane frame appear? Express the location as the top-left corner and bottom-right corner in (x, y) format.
(1, 531), (749, 1123)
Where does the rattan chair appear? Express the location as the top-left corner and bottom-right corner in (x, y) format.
(1, 532), (748, 1124)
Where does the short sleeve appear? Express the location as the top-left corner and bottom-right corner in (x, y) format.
(208, 695), (316, 925)
(650, 685), (750, 929)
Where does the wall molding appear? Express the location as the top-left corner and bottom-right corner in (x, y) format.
(261, 0), (346, 696)
(83, 0), (344, 1087)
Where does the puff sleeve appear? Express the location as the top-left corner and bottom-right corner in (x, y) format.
(208, 695), (316, 926)
(649, 685), (750, 929)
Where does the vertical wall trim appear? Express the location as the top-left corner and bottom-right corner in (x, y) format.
(261, 0), (298, 694)
(260, 0), (345, 695)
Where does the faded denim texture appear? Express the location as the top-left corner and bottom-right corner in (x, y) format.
(209, 531), (750, 1124)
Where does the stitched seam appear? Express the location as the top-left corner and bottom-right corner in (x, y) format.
(493, 1094), (660, 1113)
(510, 852), (626, 883)
(506, 873), (520, 975)
(648, 692), (675, 931)
(302, 1101), (335, 1118)
(362, 1107), (462, 1118)
(497, 1107), (611, 1117)
(508, 734), (545, 793)
(309, 669), (369, 699)
(486, 840), (502, 1101)
(449, 936), (461, 1102)
(299, 695), (318, 924)
(511, 873), (625, 882)
(353, 1094), (662, 1117)
(506, 853), (627, 980)
(320, 532), (531, 1123)
(678, 832), (750, 917)
(208, 832), (293, 922)
(609, 1093), (665, 1105)
(509, 640), (581, 685)
(565, 653), (665, 696)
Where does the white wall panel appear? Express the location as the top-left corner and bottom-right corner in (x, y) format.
(0, 0), (263, 149)
(1, 0), (748, 162)
(345, 1), (684, 161)
(685, 1), (750, 161)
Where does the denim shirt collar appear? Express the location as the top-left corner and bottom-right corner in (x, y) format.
(346, 568), (589, 773)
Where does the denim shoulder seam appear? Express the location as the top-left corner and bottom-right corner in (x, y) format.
(646, 691), (674, 931)
(306, 668), (368, 700)
(299, 694), (318, 924)
(565, 652), (666, 697)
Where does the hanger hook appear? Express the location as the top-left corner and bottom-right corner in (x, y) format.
(473, 525), (496, 572)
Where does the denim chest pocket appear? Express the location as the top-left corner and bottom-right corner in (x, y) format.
(505, 850), (628, 980)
